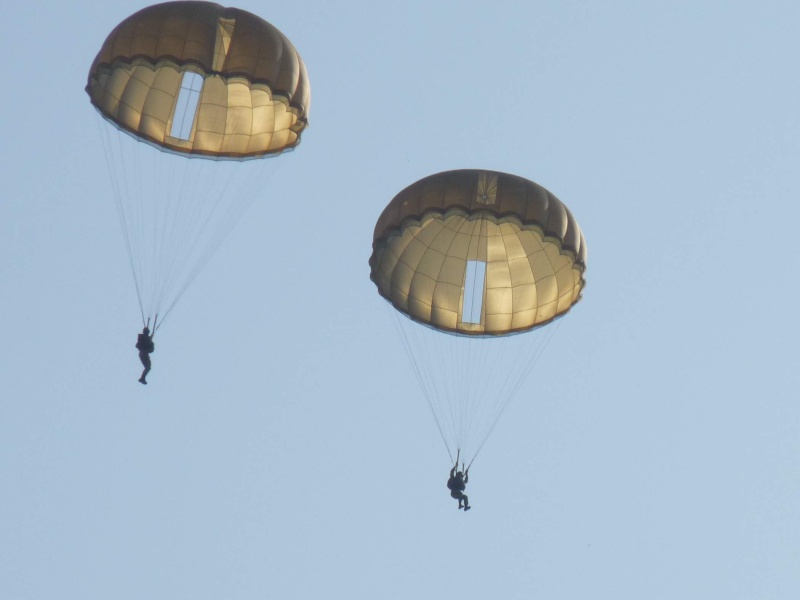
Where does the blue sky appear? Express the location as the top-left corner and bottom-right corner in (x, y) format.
(2, 1), (799, 598)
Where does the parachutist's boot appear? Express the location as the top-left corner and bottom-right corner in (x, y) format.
(458, 503), (463, 509)
(139, 377), (147, 385)
(464, 505), (471, 511)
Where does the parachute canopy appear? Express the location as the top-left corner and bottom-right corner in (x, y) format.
(86, 1), (310, 159)
(370, 170), (588, 465)
(87, 2), (310, 329)
(370, 169), (587, 337)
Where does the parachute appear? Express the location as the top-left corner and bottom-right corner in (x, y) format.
(369, 169), (587, 467)
(87, 1), (310, 330)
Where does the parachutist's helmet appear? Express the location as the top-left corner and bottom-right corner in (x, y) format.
(456, 471), (463, 478)
(143, 327), (150, 334)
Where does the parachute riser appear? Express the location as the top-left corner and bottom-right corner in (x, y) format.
(141, 315), (160, 338)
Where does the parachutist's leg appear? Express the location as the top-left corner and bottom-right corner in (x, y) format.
(462, 494), (470, 511)
(139, 352), (151, 384)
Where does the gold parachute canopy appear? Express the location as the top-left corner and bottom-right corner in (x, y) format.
(370, 170), (587, 336)
(86, 1), (310, 159)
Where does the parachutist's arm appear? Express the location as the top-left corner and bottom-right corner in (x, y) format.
(464, 472), (469, 484)
(450, 466), (456, 478)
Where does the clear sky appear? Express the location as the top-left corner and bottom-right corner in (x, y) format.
(2, 1), (799, 598)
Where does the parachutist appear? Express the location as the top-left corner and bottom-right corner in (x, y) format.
(136, 327), (154, 384)
(447, 463), (470, 511)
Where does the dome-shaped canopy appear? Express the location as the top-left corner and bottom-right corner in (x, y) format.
(370, 169), (587, 336)
(86, 1), (310, 159)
